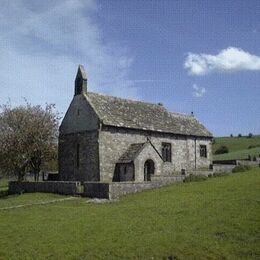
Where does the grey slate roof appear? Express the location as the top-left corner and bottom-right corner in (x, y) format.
(85, 92), (212, 137)
(118, 143), (145, 163)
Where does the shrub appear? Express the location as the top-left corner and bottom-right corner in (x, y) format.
(230, 134), (233, 137)
(253, 156), (257, 161)
(0, 190), (8, 198)
(213, 172), (229, 177)
(248, 133), (253, 138)
(247, 145), (260, 149)
(232, 165), (251, 173)
(183, 174), (207, 183)
(214, 145), (229, 155)
(238, 134), (242, 138)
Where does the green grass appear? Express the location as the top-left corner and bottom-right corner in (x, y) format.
(213, 147), (260, 160)
(0, 168), (259, 259)
(0, 193), (67, 208)
(213, 135), (260, 160)
(213, 135), (260, 153)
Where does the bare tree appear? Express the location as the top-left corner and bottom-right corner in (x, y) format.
(0, 102), (59, 181)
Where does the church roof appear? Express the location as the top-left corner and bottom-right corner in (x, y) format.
(85, 92), (212, 137)
(117, 143), (145, 163)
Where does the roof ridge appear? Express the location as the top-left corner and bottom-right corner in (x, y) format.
(169, 111), (193, 118)
(88, 91), (166, 109)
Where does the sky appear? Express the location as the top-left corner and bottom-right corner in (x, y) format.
(0, 0), (259, 136)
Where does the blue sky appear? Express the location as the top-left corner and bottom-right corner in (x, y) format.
(0, 0), (259, 136)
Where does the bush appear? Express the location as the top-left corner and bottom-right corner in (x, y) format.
(183, 174), (207, 183)
(213, 172), (229, 177)
(0, 190), (8, 198)
(248, 145), (260, 149)
(253, 156), (257, 161)
(238, 134), (242, 137)
(232, 165), (251, 173)
(214, 145), (229, 155)
(248, 133), (253, 138)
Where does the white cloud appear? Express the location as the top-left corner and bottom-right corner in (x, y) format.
(184, 47), (260, 75)
(0, 0), (138, 114)
(192, 84), (206, 97)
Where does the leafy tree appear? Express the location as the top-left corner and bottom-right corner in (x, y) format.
(238, 133), (242, 138)
(214, 145), (229, 155)
(230, 134), (233, 137)
(248, 133), (253, 138)
(0, 102), (59, 181)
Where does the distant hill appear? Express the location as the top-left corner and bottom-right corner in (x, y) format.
(213, 135), (260, 160)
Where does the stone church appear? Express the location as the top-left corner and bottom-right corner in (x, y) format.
(58, 65), (212, 183)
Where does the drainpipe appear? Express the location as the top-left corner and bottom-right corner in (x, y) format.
(194, 137), (197, 170)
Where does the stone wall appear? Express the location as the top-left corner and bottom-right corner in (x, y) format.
(186, 170), (213, 176)
(133, 142), (163, 182)
(59, 94), (99, 134)
(213, 164), (235, 173)
(9, 181), (81, 195)
(83, 176), (185, 200)
(99, 126), (212, 182)
(58, 130), (100, 181)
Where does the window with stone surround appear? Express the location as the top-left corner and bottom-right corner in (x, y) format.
(200, 145), (207, 158)
(162, 143), (172, 162)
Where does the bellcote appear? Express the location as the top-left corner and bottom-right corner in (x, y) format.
(74, 65), (87, 96)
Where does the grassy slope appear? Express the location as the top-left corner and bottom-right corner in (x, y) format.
(0, 168), (259, 259)
(213, 147), (260, 160)
(213, 135), (260, 160)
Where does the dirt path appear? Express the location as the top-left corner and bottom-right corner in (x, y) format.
(0, 197), (76, 211)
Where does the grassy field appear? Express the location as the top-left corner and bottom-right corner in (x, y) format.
(0, 168), (259, 259)
(213, 135), (260, 160)
(213, 146), (260, 160)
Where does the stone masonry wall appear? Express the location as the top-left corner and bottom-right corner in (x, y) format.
(83, 176), (185, 200)
(59, 94), (99, 134)
(9, 181), (81, 195)
(99, 127), (212, 182)
(59, 131), (100, 181)
(133, 143), (163, 182)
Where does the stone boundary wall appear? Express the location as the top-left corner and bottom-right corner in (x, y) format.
(213, 160), (237, 165)
(237, 160), (260, 167)
(151, 175), (185, 184)
(213, 164), (236, 173)
(83, 182), (155, 200)
(187, 170), (213, 176)
(83, 176), (185, 200)
(9, 181), (81, 195)
(213, 159), (260, 173)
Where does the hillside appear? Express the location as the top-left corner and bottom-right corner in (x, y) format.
(0, 169), (259, 259)
(213, 135), (260, 160)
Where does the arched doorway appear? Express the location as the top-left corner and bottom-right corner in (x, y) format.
(144, 159), (155, 181)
